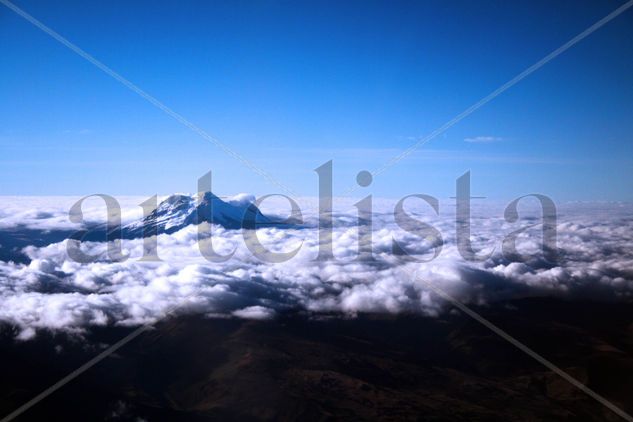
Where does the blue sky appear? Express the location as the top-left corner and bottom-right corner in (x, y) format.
(1, 0), (632, 200)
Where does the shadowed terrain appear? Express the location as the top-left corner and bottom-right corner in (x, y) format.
(0, 298), (632, 421)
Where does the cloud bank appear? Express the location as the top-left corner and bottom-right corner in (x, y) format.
(0, 196), (632, 339)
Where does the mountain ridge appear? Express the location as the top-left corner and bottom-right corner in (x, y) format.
(118, 192), (275, 238)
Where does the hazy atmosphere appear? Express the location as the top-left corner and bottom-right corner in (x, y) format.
(1, 1), (632, 421)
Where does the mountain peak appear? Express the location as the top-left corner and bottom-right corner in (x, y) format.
(119, 192), (273, 238)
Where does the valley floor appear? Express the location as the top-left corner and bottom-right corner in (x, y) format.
(1, 298), (632, 421)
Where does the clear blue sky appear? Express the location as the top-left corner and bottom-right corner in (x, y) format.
(1, 0), (632, 200)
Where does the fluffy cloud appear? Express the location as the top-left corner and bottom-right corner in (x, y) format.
(464, 136), (503, 143)
(0, 196), (632, 339)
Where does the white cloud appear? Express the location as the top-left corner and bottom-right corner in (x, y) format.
(0, 197), (632, 338)
(232, 306), (276, 320)
(464, 136), (503, 143)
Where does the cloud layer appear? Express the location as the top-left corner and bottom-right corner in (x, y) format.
(1, 196), (632, 339)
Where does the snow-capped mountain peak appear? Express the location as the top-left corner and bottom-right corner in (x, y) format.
(119, 192), (272, 238)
